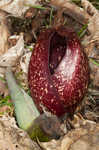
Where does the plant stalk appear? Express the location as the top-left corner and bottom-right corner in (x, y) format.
(5, 67), (50, 141)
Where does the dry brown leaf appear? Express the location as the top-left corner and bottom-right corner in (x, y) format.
(81, 0), (99, 46)
(40, 116), (99, 150)
(61, 137), (73, 150)
(79, 0), (99, 88)
(0, 80), (8, 96)
(0, 0), (13, 8)
(0, 0), (39, 17)
(0, 10), (10, 56)
(0, 115), (41, 150)
(20, 51), (32, 74)
(0, 105), (12, 115)
(94, 69), (99, 87)
(51, 0), (90, 25)
(81, 0), (98, 15)
(0, 35), (24, 67)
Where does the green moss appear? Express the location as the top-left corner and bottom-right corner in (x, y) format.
(27, 124), (50, 142)
(0, 95), (13, 107)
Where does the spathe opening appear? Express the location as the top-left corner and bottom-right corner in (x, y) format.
(49, 32), (67, 74)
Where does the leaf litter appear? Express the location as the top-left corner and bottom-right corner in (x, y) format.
(0, 0), (99, 149)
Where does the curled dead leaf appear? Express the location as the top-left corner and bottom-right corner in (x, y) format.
(51, 0), (90, 25)
(0, 10), (10, 56)
(0, 35), (24, 67)
(82, 0), (99, 45)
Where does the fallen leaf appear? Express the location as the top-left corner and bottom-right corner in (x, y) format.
(0, 115), (41, 150)
(51, 0), (90, 25)
(0, 0), (39, 17)
(0, 105), (12, 115)
(40, 116), (99, 150)
(20, 51), (32, 74)
(0, 10), (10, 55)
(0, 35), (24, 67)
(82, 0), (99, 46)
(0, 80), (8, 96)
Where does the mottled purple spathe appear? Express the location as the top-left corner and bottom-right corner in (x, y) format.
(28, 26), (89, 117)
